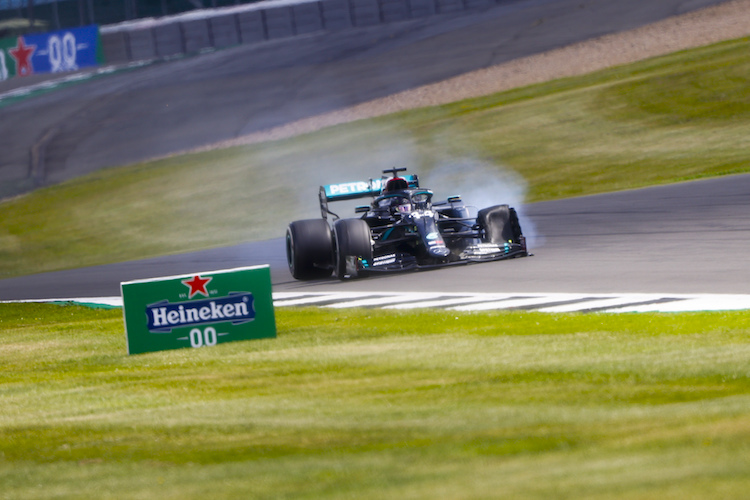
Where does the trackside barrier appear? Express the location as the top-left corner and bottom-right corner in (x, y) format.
(100, 0), (517, 64)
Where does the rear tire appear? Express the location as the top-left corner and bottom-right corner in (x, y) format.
(286, 219), (334, 280)
(333, 219), (373, 280)
(477, 205), (523, 244)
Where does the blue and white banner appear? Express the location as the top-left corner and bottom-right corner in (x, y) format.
(0, 0), (71, 10)
(0, 24), (102, 80)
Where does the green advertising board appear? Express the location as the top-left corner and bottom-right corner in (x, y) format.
(0, 36), (15, 80)
(121, 266), (276, 355)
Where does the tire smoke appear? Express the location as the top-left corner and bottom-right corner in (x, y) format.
(424, 157), (542, 249)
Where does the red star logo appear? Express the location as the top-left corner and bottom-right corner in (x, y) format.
(182, 275), (212, 299)
(9, 37), (36, 77)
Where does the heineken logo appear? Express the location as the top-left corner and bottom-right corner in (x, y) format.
(146, 292), (255, 333)
(122, 265), (276, 355)
(182, 274), (212, 298)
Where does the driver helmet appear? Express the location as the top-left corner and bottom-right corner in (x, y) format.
(383, 177), (409, 193)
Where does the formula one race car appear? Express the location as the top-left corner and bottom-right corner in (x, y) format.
(285, 168), (529, 280)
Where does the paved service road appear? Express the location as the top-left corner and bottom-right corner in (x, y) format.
(2, 173), (749, 300)
(0, 0), (730, 193)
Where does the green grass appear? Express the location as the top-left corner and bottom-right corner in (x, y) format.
(2, 37), (750, 278)
(0, 303), (748, 498)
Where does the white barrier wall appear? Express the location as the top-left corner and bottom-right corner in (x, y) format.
(100, 0), (515, 64)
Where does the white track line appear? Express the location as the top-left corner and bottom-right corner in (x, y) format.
(324, 293), (443, 309)
(606, 294), (750, 313)
(538, 294), (675, 313)
(384, 294), (521, 310)
(448, 294), (592, 312)
(0, 297), (125, 307)
(270, 292), (355, 307)
(3, 292), (750, 313)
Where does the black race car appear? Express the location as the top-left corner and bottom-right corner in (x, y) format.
(286, 168), (529, 280)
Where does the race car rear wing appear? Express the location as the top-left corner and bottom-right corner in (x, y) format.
(320, 175), (419, 202)
(319, 174), (419, 219)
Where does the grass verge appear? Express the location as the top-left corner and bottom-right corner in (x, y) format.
(1, 37), (750, 278)
(1, 303), (748, 499)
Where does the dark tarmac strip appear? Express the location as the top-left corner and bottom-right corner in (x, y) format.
(2, 173), (749, 301)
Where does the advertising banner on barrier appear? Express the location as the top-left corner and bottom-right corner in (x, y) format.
(121, 265), (277, 355)
(0, 24), (103, 81)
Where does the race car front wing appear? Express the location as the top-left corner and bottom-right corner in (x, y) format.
(357, 239), (528, 273)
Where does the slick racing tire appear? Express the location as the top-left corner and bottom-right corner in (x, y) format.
(333, 219), (373, 280)
(477, 205), (523, 244)
(286, 219), (334, 280)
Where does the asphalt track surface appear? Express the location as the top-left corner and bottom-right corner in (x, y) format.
(3, 172), (749, 300)
(1, 0), (748, 301)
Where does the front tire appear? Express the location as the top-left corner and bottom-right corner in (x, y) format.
(333, 219), (373, 280)
(477, 205), (523, 244)
(286, 219), (334, 280)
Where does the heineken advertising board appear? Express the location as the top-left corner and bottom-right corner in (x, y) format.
(0, 24), (103, 81)
(122, 266), (276, 355)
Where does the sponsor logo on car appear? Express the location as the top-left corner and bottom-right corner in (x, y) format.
(323, 176), (419, 200)
(327, 181), (373, 196)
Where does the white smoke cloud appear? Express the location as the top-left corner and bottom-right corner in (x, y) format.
(423, 157), (542, 249)
(274, 125), (423, 217)
(256, 125), (542, 248)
